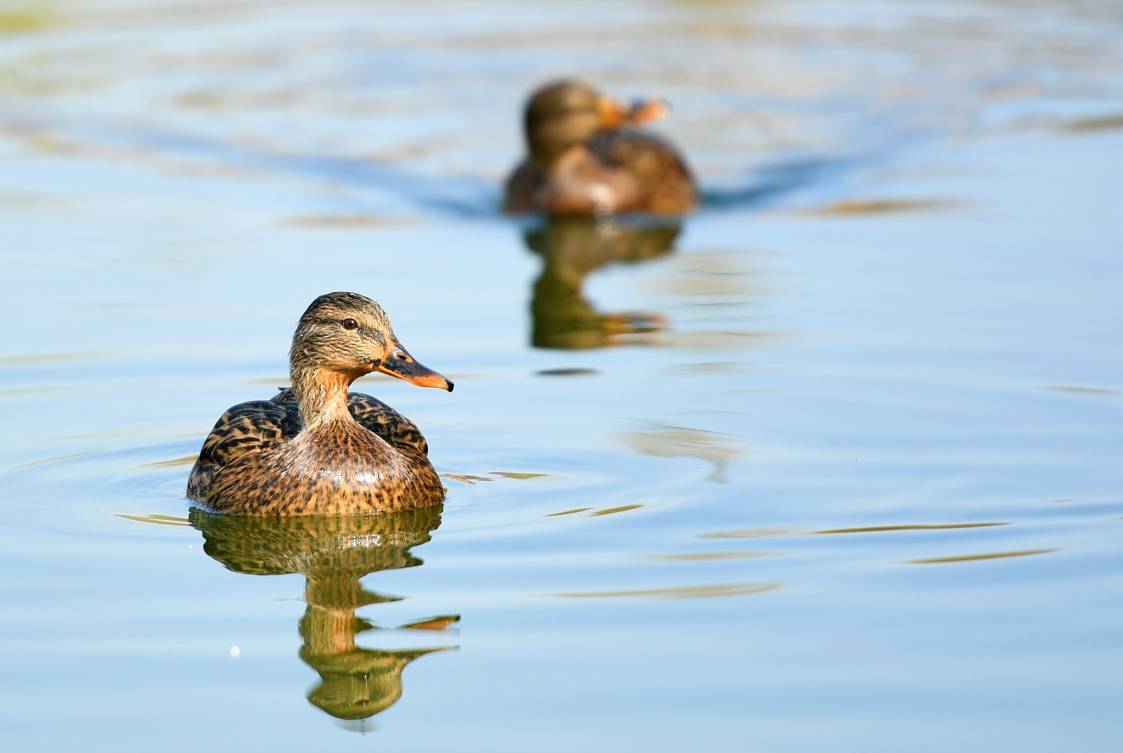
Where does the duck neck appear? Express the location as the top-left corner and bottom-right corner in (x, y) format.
(291, 364), (357, 428)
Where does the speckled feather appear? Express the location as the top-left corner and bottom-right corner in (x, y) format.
(187, 388), (443, 515)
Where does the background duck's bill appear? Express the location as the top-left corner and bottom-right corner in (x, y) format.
(626, 98), (668, 125)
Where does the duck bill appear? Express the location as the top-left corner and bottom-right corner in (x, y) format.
(376, 351), (454, 392)
(598, 95), (668, 129)
(626, 98), (669, 125)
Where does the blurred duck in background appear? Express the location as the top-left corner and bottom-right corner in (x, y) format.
(504, 79), (697, 216)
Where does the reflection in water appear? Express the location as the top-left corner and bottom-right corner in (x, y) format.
(189, 507), (454, 725)
(814, 522), (1006, 535)
(646, 551), (771, 562)
(1056, 113), (1123, 134)
(618, 426), (742, 483)
(908, 548), (1058, 565)
(699, 522), (1011, 539)
(554, 582), (780, 599)
(807, 198), (956, 216)
(522, 217), (680, 349)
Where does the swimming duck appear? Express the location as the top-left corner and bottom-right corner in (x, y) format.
(503, 79), (698, 216)
(187, 292), (453, 515)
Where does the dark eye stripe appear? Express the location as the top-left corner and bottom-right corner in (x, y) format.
(303, 315), (385, 346)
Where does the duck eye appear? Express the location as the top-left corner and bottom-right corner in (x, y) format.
(341, 318), (359, 330)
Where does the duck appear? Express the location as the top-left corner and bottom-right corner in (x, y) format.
(503, 79), (698, 216)
(187, 292), (453, 515)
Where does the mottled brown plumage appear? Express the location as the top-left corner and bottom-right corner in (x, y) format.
(187, 292), (454, 515)
(503, 79), (697, 216)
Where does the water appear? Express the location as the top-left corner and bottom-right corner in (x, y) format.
(2, 1), (1122, 750)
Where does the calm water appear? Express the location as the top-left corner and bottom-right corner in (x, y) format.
(2, 1), (1122, 750)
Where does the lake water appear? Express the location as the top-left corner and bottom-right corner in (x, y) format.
(1, 1), (1122, 750)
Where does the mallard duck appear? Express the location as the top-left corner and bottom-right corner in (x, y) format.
(503, 79), (698, 216)
(187, 292), (453, 515)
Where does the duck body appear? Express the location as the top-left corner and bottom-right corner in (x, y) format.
(187, 292), (453, 516)
(505, 129), (696, 216)
(188, 389), (442, 515)
(503, 80), (698, 216)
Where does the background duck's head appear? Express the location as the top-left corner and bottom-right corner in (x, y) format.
(523, 79), (668, 168)
(289, 291), (452, 391)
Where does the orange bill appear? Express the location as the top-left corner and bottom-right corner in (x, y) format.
(598, 95), (669, 129)
(376, 345), (454, 391)
(625, 98), (669, 125)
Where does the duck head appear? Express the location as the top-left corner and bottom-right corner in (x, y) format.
(523, 79), (668, 168)
(289, 292), (453, 392)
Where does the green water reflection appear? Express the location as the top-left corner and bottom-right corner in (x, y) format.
(189, 507), (454, 724)
(524, 218), (680, 349)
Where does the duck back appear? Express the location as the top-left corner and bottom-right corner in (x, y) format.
(504, 128), (696, 216)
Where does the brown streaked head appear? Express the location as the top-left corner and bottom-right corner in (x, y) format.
(289, 292), (453, 391)
(523, 79), (669, 168)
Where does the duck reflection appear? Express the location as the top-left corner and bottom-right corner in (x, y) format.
(524, 217), (682, 349)
(189, 506), (454, 724)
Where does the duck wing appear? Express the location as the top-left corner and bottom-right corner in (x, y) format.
(267, 387), (430, 456)
(347, 391), (430, 457)
(187, 398), (300, 499)
(188, 387), (430, 499)
(587, 129), (697, 214)
(502, 158), (544, 214)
